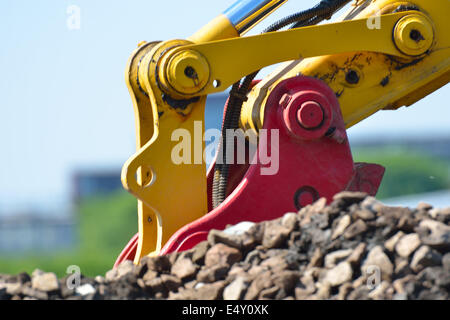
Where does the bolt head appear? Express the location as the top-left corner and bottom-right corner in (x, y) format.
(394, 14), (434, 56)
(297, 101), (324, 129)
(165, 50), (210, 95)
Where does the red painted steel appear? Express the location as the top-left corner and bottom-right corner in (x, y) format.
(160, 76), (384, 254)
(114, 76), (385, 265)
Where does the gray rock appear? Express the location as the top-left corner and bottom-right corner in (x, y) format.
(322, 261), (353, 287)
(224, 221), (256, 236)
(160, 274), (182, 292)
(384, 231), (405, 252)
(410, 246), (442, 272)
(260, 254), (290, 272)
(337, 283), (353, 300)
(4, 273), (31, 285)
(196, 265), (229, 283)
(418, 288), (448, 300)
(443, 253), (450, 271)
(298, 198), (327, 227)
(417, 202), (433, 211)
(429, 207), (450, 219)
(244, 271), (273, 300)
(324, 249), (353, 268)
(205, 243), (242, 267)
(208, 229), (243, 249)
(244, 249), (262, 265)
(142, 270), (158, 282)
(393, 275), (415, 294)
(395, 258), (411, 277)
(247, 265), (267, 277)
(393, 292), (408, 300)
(105, 269), (118, 282)
(21, 286), (48, 300)
(295, 286), (316, 300)
(31, 269), (45, 278)
(395, 233), (421, 258)
(355, 209), (376, 221)
(144, 277), (165, 295)
(171, 258), (198, 280)
(417, 267), (450, 288)
(228, 265), (248, 279)
(192, 241), (209, 265)
(0, 283), (21, 296)
(416, 220), (450, 250)
(308, 248), (324, 268)
(332, 215), (351, 240)
(281, 213), (299, 233)
(367, 281), (391, 300)
(246, 223), (265, 245)
(271, 271), (300, 294)
(76, 283), (96, 296)
(360, 196), (383, 213)
(262, 222), (290, 249)
(347, 287), (370, 300)
(311, 197), (328, 212)
(259, 286), (279, 299)
(192, 281), (225, 300)
(223, 276), (249, 300)
(346, 243), (367, 267)
(95, 276), (105, 284)
(143, 255), (171, 273)
(116, 260), (135, 279)
(31, 272), (59, 292)
(344, 219), (368, 239)
(362, 246), (393, 281)
(333, 192), (368, 204)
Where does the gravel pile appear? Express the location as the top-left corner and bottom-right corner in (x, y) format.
(1, 192), (449, 300)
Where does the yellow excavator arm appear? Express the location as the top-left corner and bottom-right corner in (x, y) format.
(116, 0), (450, 265)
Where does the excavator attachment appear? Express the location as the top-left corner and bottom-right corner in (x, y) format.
(114, 0), (450, 266)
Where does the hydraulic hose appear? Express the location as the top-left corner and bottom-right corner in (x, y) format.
(267, 0), (351, 31)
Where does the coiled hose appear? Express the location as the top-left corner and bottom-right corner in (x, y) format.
(212, 0), (352, 209)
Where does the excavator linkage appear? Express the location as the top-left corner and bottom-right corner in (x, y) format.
(114, 0), (450, 266)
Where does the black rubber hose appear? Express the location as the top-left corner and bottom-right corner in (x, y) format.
(212, 83), (239, 208)
(290, 12), (331, 29)
(212, 0), (352, 208)
(212, 76), (256, 209)
(266, 0), (351, 31)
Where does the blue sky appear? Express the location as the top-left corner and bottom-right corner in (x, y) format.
(0, 1), (448, 214)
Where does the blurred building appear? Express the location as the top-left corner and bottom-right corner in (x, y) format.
(72, 170), (122, 204)
(0, 212), (75, 254)
(0, 169), (125, 254)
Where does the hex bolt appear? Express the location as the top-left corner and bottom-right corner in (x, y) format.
(297, 101), (324, 129)
(393, 14), (434, 56)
